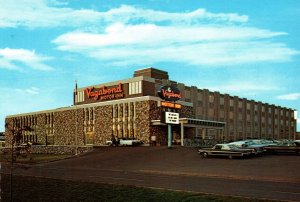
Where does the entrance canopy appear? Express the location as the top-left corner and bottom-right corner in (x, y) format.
(180, 118), (225, 128)
(151, 118), (226, 146)
(151, 118), (225, 128)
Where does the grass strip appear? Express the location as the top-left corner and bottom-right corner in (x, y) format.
(1, 174), (276, 202)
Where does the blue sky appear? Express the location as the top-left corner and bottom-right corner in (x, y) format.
(0, 0), (299, 132)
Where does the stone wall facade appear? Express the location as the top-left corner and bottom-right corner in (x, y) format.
(0, 145), (93, 155)
(5, 97), (175, 147)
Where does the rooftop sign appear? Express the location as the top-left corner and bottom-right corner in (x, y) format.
(158, 86), (181, 102)
(85, 83), (124, 101)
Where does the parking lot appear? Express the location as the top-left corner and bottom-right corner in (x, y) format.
(4, 146), (300, 201)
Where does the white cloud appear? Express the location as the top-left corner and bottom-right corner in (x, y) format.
(1, 2), (298, 67)
(277, 93), (300, 100)
(0, 48), (54, 71)
(53, 23), (298, 66)
(15, 87), (40, 95)
(105, 5), (249, 24)
(0, 2), (248, 28)
(54, 23), (285, 48)
(0, 0), (102, 28)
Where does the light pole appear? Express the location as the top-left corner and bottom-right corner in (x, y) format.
(75, 80), (78, 155)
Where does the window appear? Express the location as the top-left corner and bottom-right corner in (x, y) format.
(197, 107), (203, 115)
(268, 107), (272, 114)
(84, 107), (95, 133)
(219, 110), (224, 119)
(208, 108), (214, 118)
(209, 94), (214, 103)
(238, 113), (242, 120)
(197, 92), (203, 101)
(129, 81), (142, 95)
(229, 99), (234, 107)
(185, 90), (191, 99)
(215, 145), (222, 150)
(238, 101), (242, 109)
(220, 97), (224, 105)
(76, 91), (85, 103)
(46, 113), (54, 145)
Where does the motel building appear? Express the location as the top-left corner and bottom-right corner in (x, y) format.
(5, 68), (297, 147)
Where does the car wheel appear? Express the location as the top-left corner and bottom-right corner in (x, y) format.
(202, 152), (208, 158)
(228, 155), (233, 159)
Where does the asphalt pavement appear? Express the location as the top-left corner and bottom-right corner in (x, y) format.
(2, 146), (300, 201)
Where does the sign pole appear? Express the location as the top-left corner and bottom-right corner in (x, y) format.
(75, 80), (78, 155)
(158, 85), (181, 148)
(168, 124), (172, 148)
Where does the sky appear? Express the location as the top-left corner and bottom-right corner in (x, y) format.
(0, 0), (300, 132)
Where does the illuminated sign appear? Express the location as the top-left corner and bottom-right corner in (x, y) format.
(164, 112), (179, 124)
(158, 86), (181, 102)
(85, 83), (124, 101)
(161, 101), (182, 109)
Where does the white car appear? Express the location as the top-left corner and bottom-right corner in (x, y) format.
(228, 140), (264, 156)
(106, 138), (143, 146)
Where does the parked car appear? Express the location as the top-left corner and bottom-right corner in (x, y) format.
(248, 139), (278, 147)
(264, 140), (300, 155)
(228, 140), (264, 156)
(198, 144), (252, 159)
(119, 138), (143, 146)
(106, 138), (143, 146)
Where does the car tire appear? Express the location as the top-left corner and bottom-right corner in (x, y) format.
(202, 152), (208, 158)
(228, 155), (233, 159)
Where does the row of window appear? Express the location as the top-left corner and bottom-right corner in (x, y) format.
(112, 102), (136, 118)
(12, 116), (38, 128)
(196, 102), (293, 116)
(197, 106), (294, 123)
(187, 90), (294, 117)
(112, 103), (137, 139)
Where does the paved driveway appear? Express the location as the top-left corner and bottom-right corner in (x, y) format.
(5, 147), (300, 201)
